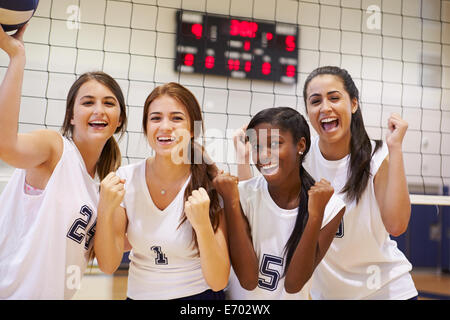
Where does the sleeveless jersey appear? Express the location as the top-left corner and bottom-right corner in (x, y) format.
(117, 160), (211, 300)
(226, 175), (345, 300)
(0, 136), (99, 299)
(304, 135), (418, 299)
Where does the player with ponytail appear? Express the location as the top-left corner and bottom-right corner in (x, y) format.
(0, 25), (127, 299)
(214, 107), (345, 299)
(234, 66), (418, 300)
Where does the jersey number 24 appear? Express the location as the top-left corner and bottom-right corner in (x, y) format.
(66, 205), (96, 250)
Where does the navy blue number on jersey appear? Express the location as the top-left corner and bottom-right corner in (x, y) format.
(258, 254), (284, 291)
(335, 219), (344, 238)
(67, 205), (96, 250)
(151, 246), (168, 265)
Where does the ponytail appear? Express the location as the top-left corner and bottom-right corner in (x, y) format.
(62, 71), (127, 180)
(340, 109), (381, 203)
(178, 140), (221, 252)
(245, 106), (315, 274)
(96, 137), (122, 180)
(303, 66), (381, 204)
(283, 164), (315, 274)
(142, 82), (221, 252)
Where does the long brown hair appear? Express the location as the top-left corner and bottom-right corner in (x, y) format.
(303, 66), (381, 203)
(143, 82), (221, 248)
(61, 71), (128, 180)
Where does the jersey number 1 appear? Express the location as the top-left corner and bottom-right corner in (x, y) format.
(151, 246), (168, 265)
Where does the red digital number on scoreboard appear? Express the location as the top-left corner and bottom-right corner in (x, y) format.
(230, 19), (258, 38)
(191, 24), (202, 39)
(177, 11), (298, 83)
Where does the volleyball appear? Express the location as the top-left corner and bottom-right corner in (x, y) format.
(0, 0), (39, 32)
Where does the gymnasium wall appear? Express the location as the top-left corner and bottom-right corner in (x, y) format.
(0, 0), (449, 194)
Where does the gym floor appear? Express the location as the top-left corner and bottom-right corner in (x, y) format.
(72, 267), (450, 300)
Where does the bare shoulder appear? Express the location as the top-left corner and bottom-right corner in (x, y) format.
(374, 155), (389, 184)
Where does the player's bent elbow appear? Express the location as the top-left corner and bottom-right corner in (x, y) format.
(97, 260), (119, 275)
(209, 280), (228, 292)
(238, 277), (258, 291)
(388, 224), (408, 237)
(284, 278), (308, 294)
(386, 216), (410, 237)
(0, 143), (14, 161)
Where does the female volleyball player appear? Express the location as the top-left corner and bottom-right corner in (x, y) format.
(235, 66), (418, 299)
(95, 82), (230, 300)
(0, 25), (127, 299)
(215, 107), (345, 299)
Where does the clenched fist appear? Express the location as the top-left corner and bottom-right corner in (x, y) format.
(99, 172), (126, 215)
(386, 113), (408, 151)
(185, 187), (211, 232)
(233, 124), (251, 164)
(212, 170), (239, 201)
(307, 179), (334, 222)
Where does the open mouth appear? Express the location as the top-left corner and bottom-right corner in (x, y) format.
(88, 121), (108, 129)
(259, 162), (279, 176)
(320, 117), (339, 132)
(156, 136), (176, 145)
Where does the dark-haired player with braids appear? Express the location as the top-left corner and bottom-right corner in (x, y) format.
(214, 107), (345, 299)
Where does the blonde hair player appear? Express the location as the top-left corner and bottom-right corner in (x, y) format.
(235, 66), (418, 300)
(0, 25), (127, 299)
(95, 82), (230, 300)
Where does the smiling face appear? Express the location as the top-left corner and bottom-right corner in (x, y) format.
(70, 79), (122, 145)
(145, 95), (192, 159)
(305, 74), (358, 150)
(249, 122), (305, 185)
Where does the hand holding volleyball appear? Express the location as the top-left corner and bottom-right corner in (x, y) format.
(185, 187), (211, 231)
(307, 179), (334, 222)
(0, 23), (27, 58)
(386, 113), (408, 151)
(99, 172), (126, 213)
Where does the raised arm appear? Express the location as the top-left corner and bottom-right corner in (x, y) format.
(285, 179), (345, 293)
(233, 125), (253, 181)
(213, 172), (259, 290)
(184, 187), (230, 292)
(374, 113), (411, 237)
(94, 172), (128, 274)
(0, 25), (60, 169)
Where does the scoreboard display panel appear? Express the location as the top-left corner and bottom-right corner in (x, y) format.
(175, 11), (298, 84)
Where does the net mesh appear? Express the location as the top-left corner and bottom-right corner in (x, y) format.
(0, 0), (448, 199)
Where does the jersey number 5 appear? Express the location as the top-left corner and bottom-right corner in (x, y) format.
(258, 254), (283, 291)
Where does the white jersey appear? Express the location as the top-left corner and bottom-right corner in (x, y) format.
(226, 175), (345, 300)
(304, 136), (418, 300)
(0, 136), (99, 299)
(117, 160), (211, 300)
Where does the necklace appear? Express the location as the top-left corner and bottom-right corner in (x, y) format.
(147, 158), (190, 196)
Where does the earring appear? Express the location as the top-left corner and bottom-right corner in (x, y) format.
(299, 151), (303, 155)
